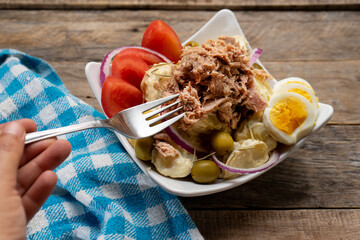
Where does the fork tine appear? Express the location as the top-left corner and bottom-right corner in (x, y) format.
(149, 112), (185, 133)
(112, 94), (183, 139)
(147, 106), (183, 126)
(139, 93), (180, 112)
(144, 100), (181, 119)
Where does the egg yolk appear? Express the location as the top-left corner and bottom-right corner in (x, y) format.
(269, 96), (307, 135)
(288, 88), (312, 103)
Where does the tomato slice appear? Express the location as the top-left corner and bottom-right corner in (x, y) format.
(141, 20), (183, 62)
(111, 55), (149, 90)
(101, 76), (143, 118)
(115, 48), (164, 66)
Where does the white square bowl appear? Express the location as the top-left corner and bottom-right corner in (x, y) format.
(85, 9), (333, 197)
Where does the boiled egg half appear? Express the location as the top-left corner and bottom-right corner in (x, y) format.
(263, 78), (318, 145)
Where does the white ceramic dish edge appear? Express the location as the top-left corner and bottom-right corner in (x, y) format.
(85, 9), (334, 197)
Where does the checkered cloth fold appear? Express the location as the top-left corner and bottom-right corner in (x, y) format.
(0, 49), (203, 240)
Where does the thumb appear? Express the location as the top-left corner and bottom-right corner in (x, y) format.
(0, 122), (25, 185)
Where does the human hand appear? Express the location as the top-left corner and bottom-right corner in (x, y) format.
(0, 119), (71, 240)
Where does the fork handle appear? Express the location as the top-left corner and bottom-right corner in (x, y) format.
(25, 119), (109, 144)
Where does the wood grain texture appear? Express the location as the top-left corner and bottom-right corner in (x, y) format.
(1, 8), (359, 239)
(0, 0), (359, 10)
(1, 11), (359, 62)
(189, 209), (360, 239)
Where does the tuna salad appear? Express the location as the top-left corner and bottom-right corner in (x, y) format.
(101, 20), (319, 184)
(139, 35), (277, 182)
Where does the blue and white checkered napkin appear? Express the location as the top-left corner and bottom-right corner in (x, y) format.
(0, 49), (203, 240)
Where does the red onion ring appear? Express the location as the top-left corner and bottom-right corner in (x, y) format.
(211, 151), (280, 174)
(165, 125), (208, 157)
(99, 46), (171, 85)
(249, 48), (263, 67)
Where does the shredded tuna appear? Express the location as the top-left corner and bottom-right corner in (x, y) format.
(179, 84), (202, 126)
(155, 141), (179, 158)
(153, 133), (172, 142)
(166, 36), (268, 130)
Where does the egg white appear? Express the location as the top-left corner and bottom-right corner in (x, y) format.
(263, 92), (316, 145)
(273, 77), (314, 93)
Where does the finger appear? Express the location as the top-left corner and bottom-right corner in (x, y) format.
(19, 138), (57, 167)
(22, 170), (57, 221)
(16, 119), (37, 133)
(0, 119), (37, 167)
(0, 118), (39, 166)
(16, 139), (71, 195)
(15, 119), (56, 166)
(0, 119), (37, 134)
(0, 122), (25, 188)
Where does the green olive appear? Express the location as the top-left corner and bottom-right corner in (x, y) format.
(191, 160), (220, 183)
(210, 131), (234, 156)
(184, 41), (199, 47)
(134, 137), (154, 161)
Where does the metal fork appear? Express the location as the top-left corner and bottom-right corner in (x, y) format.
(25, 94), (184, 144)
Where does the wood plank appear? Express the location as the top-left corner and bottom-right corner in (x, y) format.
(0, 11), (359, 62)
(1, 9), (359, 238)
(188, 209), (360, 240)
(180, 124), (360, 209)
(0, 0), (359, 10)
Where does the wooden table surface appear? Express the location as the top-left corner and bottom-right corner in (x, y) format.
(1, 1), (360, 239)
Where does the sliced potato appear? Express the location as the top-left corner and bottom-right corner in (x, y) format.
(152, 142), (193, 178)
(235, 116), (277, 152)
(223, 139), (269, 178)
